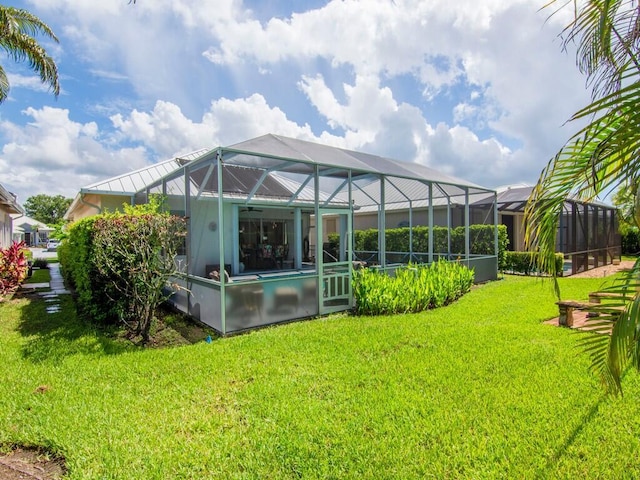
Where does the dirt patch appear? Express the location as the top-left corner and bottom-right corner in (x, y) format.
(0, 446), (66, 480)
(111, 305), (218, 348)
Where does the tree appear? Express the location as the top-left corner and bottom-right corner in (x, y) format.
(612, 182), (639, 233)
(23, 194), (72, 226)
(0, 6), (60, 103)
(525, 0), (640, 394)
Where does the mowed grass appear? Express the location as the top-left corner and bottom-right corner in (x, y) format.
(2, 275), (640, 478)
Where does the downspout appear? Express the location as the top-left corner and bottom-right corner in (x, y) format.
(79, 192), (102, 215)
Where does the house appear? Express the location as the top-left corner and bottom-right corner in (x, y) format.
(11, 215), (54, 247)
(134, 134), (498, 334)
(0, 183), (23, 248)
(66, 134), (499, 334)
(473, 184), (620, 275)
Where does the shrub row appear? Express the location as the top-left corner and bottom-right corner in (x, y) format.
(59, 201), (186, 341)
(348, 224), (508, 269)
(502, 251), (564, 275)
(352, 260), (474, 316)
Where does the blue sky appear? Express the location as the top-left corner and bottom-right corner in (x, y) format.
(1, 0), (591, 204)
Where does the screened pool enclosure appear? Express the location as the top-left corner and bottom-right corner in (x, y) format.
(142, 134), (499, 335)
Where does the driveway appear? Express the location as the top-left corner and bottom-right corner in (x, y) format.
(29, 247), (59, 259)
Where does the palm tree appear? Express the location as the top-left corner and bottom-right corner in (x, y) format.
(525, 0), (640, 394)
(0, 6), (59, 103)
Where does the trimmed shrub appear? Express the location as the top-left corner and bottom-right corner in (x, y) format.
(59, 200), (186, 342)
(503, 251), (564, 275)
(352, 260), (474, 316)
(354, 224), (508, 269)
(32, 258), (49, 269)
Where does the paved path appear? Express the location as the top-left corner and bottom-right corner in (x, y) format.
(20, 262), (70, 314)
(40, 263), (70, 314)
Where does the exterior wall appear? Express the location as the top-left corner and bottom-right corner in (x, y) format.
(66, 193), (133, 222)
(0, 208), (13, 248)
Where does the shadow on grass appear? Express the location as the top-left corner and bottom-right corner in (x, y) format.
(535, 393), (607, 479)
(17, 292), (131, 363)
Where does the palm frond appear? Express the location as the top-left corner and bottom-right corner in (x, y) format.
(532, 1), (640, 395)
(0, 5), (59, 102)
(0, 66), (9, 102)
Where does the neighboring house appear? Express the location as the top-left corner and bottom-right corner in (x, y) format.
(474, 184), (620, 275)
(68, 134), (498, 335)
(351, 181), (620, 275)
(0, 183), (23, 248)
(11, 215), (53, 247)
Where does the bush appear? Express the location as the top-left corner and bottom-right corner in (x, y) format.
(59, 199), (187, 342)
(58, 216), (106, 322)
(32, 258), (49, 269)
(352, 260), (474, 315)
(0, 241), (28, 300)
(503, 251), (564, 275)
(621, 228), (640, 255)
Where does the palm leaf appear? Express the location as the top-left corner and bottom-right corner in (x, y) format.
(0, 6), (59, 102)
(529, 1), (640, 393)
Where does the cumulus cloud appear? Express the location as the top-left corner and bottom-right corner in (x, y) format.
(2, 0), (594, 205)
(0, 106), (149, 199)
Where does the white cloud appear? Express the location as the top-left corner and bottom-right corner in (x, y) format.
(6, 73), (55, 95)
(3, 0), (595, 206)
(0, 106), (149, 200)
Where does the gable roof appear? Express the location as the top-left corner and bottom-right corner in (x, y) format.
(11, 215), (53, 232)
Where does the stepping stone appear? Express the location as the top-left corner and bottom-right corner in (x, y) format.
(46, 306), (61, 313)
(21, 283), (50, 290)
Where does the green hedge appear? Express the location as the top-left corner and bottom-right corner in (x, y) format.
(59, 201), (186, 332)
(351, 224), (508, 269)
(622, 228), (640, 254)
(57, 216), (112, 322)
(352, 260), (474, 315)
(503, 251), (564, 275)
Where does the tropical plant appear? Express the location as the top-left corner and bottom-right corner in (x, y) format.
(0, 240), (28, 300)
(525, 0), (640, 394)
(352, 260), (474, 316)
(0, 6), (60, 103)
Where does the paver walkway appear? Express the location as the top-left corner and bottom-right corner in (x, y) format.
(20, 263), (70, 314)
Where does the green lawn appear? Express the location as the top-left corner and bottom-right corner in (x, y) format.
(24, 268), (51, 284)
(2, 275), (640, 478)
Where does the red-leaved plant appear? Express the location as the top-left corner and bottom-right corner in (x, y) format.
(0, 240), (28, 300)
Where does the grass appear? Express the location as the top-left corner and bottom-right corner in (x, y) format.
(2, 275), (640, 478)
(24, 268), (51, 284)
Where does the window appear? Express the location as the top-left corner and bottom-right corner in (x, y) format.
(238, 207), (295, 272)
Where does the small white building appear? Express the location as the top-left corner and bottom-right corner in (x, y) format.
(11, 215), (53, 247)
